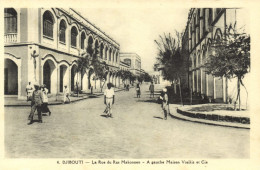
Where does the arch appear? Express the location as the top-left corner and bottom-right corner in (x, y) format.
(4, 58), (18, 95)
(43, 59), (57, 93)
(59, 19), (67, 43)
(71, 26), (78, 47)
(4, 8), (17, 34)
(58, 62), (70, 92)
(214, 28), (222, 40)
(59, 14), (70, 25)
(87, 35), (94, 55)
(71, 64), (78, 91)
(41, 54), (58, 67)
(207, 38), (212, 46)
(43, 10), (55, 38)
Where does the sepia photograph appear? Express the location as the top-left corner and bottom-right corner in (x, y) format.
(1, 0), (260, 169)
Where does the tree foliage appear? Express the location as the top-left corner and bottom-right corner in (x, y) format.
(154, 32), (188, 84)
(138, 72), (152, 82)
(154, 31), (189, 105)
(204, 23), (250, 110)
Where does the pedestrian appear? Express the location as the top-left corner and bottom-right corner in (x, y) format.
(136, 83), (141, 98)
(28, 83), (43, 125)
(149, 82), (155, 98)
(104, 83), (115, 118)
(26, 81), (34, 101)
(127, 84), (129, 91)
(41, 84), (51, 116)
(160, 88), (169, 120)
(63, 85), (70, 104)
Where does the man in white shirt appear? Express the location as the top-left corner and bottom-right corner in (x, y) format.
(26, 82), (34, 101)
(104, 83), (115, 118)
(63, 85), (70, 104)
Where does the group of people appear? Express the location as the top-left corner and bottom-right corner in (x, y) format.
(27, 82), (51, 125)
(26, 80), (169, 123)
(135, 82), (168, 120)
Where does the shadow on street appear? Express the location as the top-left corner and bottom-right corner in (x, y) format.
(153, 116), (163, 120)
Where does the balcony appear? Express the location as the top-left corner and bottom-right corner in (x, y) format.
(4, 33), (17, 43)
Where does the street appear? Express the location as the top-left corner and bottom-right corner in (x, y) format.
(4, 84), (249, 158)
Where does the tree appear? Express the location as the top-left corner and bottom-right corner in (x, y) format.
(204, 23), (250, 110)
(154, 32), (189, 105)
(91, 61), (109, 92)
(76, 51), (91, 96)
(138, 72), (152, 83)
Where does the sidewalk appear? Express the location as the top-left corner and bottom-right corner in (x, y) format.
(169, 104), (250, 129)
(4, 88), (125, 107)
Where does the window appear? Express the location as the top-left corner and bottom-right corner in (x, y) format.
(197, 9), (200, 25)
(59, 20), (66, 43)
(193, 17), (196, 46)
(43, 11), (54, 38)
(81, 33), (86, 49)
(208, 8), (213, 25)
(105, 47), (108, 60)
(116, 52), (118, 62)
(71, 26), (78, 47)
(112, 51), (114, 62)
(203, 9), (206, 33)
(109, 49), (112, 61)
(4, 8), (17, 34)
(100, 44), (104, 59)
(124, 59), (131, 66)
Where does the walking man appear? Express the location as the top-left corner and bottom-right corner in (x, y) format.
(149, 82), (155, 98)
(104, 83), (115, 118)
(28, 83), (43, 125)
(136, 83), (141, 98)
(160, 88), (169, 120)
(26, 82), (34, 101)
(63, 85), (70, 104)
(41, 84), (51, 116)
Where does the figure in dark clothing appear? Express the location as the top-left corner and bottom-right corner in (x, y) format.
(28, 83), (43, 125)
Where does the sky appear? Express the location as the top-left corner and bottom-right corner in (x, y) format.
(78, 8), (190, 73)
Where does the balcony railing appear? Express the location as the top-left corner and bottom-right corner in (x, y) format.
(4, 33), (17, 43)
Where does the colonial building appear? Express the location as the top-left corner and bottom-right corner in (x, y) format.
(184, 8), (249, 103)
(4, 8), (121, 99)
(119, 53), (142, 76)
(119, 61), (131, 85)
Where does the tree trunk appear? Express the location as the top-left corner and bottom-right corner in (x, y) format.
(190, 86), (192, 105)
(77, 72), (79, 97)
(178, 77), (183, 106)
(235, 77), (241, 111)
(101, 79), (106, 93)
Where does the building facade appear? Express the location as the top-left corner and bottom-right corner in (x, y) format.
(184, 8), (249, 103)
(119, 53), (142, 76)
(4, 8), (123, 99)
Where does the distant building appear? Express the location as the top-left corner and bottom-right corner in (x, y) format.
(120, 53), (142, 76)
